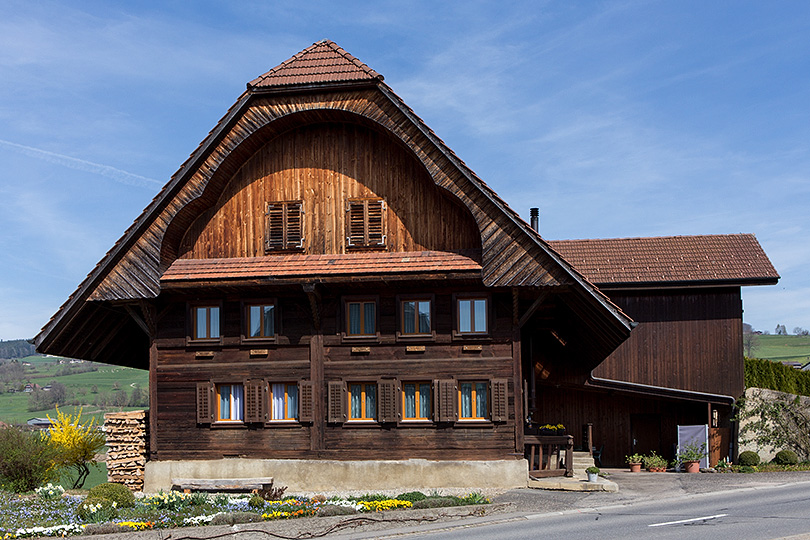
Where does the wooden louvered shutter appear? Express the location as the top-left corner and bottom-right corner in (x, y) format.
(327, 381), (347, 423)
(298, 381), (314, 423)
(377, 380), (398, 423)
(346, 200), (365, 247)
(196, 382), (214, 424)
(434, 379), (457, 423)
(244, 379), (267, 424)
(366, 200), (385, 246)
(490, 379), (508, 422)
(285, 201), (303, 248)
(265, 203), (285, 251)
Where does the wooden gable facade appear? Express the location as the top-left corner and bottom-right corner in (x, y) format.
(545, 234), (779, 466)
(34, 41), (633, 476)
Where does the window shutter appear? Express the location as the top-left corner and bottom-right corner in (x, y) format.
(434, 379), (457, 423)
(196, 382), (214, 424)
(346, 200), (365, 246)
(265, 203), (285, 251)
(244, 379), (267, 424)
(378, 379), (397, 423)
(490, 379), (508, 422)
(367, 200), (385, 246)
(327, 381), (347, 423)
(286, 201), (303, 248)
(299, 381), (314, 423)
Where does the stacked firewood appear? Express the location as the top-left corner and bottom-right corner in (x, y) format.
(103, 410), (148, 492)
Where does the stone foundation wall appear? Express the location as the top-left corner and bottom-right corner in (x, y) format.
(738, 387), (810, 462)
(104, 410), (148, 491)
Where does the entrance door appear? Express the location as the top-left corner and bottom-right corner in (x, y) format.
(630, 414), (662, 456)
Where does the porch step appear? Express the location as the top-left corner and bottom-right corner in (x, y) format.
(570, 451), (596, 478)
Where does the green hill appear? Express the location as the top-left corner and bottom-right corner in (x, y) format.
(750, 334), (810, 365)
(0, 355), (148, 425)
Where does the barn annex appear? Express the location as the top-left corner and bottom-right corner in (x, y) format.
(34, 41), (777, 489)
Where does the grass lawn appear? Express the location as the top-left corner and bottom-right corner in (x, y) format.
(752, 335), (810, 364)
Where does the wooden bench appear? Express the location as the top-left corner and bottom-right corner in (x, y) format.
(171, 477), (274, 492)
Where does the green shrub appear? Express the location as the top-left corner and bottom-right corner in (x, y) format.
(396, 491), (427, 502)
(643, 451), (668, 469)
(774, 449), (799, 465)
(745, 357), (810, 397)
(412, 497), (456, 509)
(87, 482), (136, 508)
(460, 492), (489, 505)
(740, 465), (757, 473)
(738, 451), (761, 466)
(77, 497), (118, 522)
(248, 494), (265, 508)
(0, 426), (58, 493)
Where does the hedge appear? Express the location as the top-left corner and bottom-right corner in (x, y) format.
(745, 357), (810, 397)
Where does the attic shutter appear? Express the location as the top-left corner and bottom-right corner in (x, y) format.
(196, 382), (214, 424)
(244, 379), (267, 424)
(490, 379), (508, 422)
(346, 198), (385, 247)
(434, 379), (457, 423)
(265, 201), (304, 251)
(298, 381), (314, 423)
(377, 379), (398, 423)
(327, 381), (347, 423)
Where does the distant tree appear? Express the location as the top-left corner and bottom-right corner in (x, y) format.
(776, 324), (788, 335)
(743, 323), (754, 334)
(794, 327), (810, 336)
(744, 332), (760, 358)
(90, 385), (98, 394)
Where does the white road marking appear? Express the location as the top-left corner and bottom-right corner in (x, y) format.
(649, 514), (728, 527)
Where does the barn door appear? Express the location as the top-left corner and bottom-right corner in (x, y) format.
(630, 413), (661, 456)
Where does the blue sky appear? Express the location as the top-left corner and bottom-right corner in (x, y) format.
(1, 1), (808, 340)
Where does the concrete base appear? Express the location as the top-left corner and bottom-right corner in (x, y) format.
(144, 458), (528, 493)
(528, 475), (619, 492)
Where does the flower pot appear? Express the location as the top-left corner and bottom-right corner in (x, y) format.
(587, 472), (599, 482)
(629, 462), (642, 473)
(647, 467), (666, 472)
(684, 460), (700, 473)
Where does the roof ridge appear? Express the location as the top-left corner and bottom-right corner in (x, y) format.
(550, 233), (757, 243)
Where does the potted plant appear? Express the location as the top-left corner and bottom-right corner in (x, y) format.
(626, 453), (644, 472)
(585, 466), (600, 482)
(643, 451), (668, 472)
(676, 442), (706, 473)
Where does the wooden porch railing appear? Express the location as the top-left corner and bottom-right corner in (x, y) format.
(524, 435), (574, 478)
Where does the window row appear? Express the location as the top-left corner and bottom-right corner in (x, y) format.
(265, 198), (386, 252)
(190, 295), (490, 342)
(196, 378), (508, 425)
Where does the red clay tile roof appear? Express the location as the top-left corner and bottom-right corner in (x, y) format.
(248, 40), (383, 89)
(549, 234), (779, 287)
(162, 251), (481, 283)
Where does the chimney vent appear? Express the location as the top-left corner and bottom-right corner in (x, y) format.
(530, 208), (539, 231)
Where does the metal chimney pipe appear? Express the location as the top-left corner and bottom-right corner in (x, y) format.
(530, 208), (539, 231)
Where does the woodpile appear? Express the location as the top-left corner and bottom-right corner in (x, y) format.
(104, 410), (148, 492)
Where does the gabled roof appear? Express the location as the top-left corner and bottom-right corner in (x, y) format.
(248, 40), (383, 89)
(549, 234), (779, 287)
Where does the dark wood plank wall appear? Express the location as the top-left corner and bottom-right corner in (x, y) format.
(536, 385), (715, 467)
(179, 123), (481, 258)
(592, 288), (744, 398)
(153, 288), (519, 461)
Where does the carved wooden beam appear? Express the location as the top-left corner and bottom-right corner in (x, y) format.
(303, 283), (321, 332)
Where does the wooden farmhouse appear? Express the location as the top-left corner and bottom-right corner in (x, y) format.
(34, 41), (777, 489)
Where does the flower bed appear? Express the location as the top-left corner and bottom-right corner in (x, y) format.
(0, 489), (488, 537)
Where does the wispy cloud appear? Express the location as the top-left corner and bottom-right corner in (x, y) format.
(0, 139), (161, 189)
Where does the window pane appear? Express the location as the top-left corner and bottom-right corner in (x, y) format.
(263, 305), (275, 337)
(271, 383), (284, 420)
(475, 382), (487, 418)
(459, 300), (471, 333)
(232, 384), (243, 421)
(365, 384), (376, 420)
(419, 383), (431, 418)
(249, 306), (261, 337)
(196, 308), (208, 339)
(418, 301), (431, 333)
(403, 301), (415, 334)
(219, 385), (230, 420)
(404, 384), (416, 418)
(350, 384), (362, 419)
(474, 300), (487, 332)
(209, 307), (220, 339)
(460, 383), (472, 418)
(364, 302), (376, 334)
(287, 384), (298, 420)
(348, 303), (361, 335)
